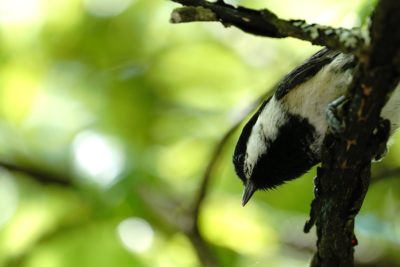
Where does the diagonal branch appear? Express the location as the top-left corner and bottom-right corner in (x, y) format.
(187, 90), (273, 267)
(170, 0), (368, 56)
(190, 92), (271, 224)
(139, 91), (272, 267)
(0, 160), (72, 186)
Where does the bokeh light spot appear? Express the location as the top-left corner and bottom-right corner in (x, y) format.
(0, 0), (42, 24)
(72, 130), (125, 188)
(117, 217), (154, 253)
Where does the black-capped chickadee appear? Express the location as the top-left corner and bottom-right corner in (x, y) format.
(233, 48), (400, 206)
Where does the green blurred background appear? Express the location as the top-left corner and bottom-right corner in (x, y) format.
(1, 0), (400, 266)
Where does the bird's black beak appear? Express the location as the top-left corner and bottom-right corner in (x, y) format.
(242, 181), (256, 206)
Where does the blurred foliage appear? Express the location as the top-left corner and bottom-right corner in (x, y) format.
(0, 0), (399, 267)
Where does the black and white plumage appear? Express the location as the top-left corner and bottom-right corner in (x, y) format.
(233, 48), (400, 206)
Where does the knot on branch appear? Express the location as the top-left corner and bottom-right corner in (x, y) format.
(171, 6), (217, 23)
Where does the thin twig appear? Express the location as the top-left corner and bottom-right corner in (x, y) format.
(372, 167), (400, 183)
(191, 89), (274, 225)
(0, 160), (72, 186)
(186, 90), (274, 267)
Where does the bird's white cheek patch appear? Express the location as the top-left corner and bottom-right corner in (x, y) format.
(244, 97), (286, 179)
(244, 123), (265, 179)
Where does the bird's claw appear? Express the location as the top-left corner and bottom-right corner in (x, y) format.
(325, 96), (349, 135)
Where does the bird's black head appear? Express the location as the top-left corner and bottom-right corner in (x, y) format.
(233, 99), (320, 205)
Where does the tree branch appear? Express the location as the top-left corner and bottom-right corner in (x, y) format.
(310, 0), (400, 266)
(372, 167), (400, 183)
(170, 0), (368, 56)
(0, 160), (72, 187)
(190, 91), (271, 223)
(140, 90), (273, 267)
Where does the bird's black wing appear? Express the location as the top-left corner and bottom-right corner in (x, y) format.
(275, 48), (341, 100)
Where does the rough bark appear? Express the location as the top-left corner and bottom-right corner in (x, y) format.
(170, 0), (368, 56)
(311, 1), (400, 266)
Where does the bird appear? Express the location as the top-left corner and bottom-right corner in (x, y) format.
(232, 48), (400, 206)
